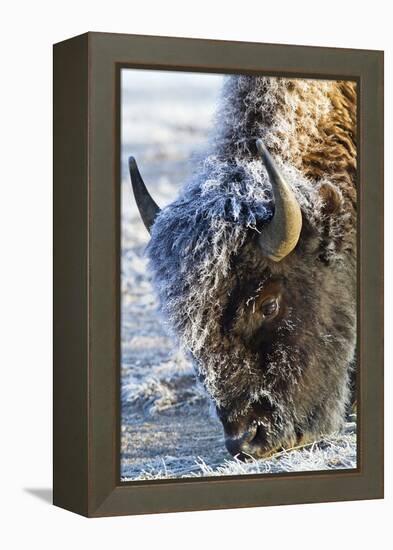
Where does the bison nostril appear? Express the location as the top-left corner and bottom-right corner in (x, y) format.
(242, 423), (258, 443)
(225, 422), (269, 460)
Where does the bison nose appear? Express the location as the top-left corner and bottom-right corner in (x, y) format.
(224, 422), (267, 461)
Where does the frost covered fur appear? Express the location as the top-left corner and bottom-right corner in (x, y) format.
(147, 76), (357, 458)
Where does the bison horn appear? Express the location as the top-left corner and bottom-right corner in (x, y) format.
(256, 139), (302, 262)
(128, 157), (161, 234)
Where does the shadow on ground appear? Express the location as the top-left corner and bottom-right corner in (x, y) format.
(24, 488), (52, 504)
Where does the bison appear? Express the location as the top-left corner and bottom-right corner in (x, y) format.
(128, 76), (357, 460)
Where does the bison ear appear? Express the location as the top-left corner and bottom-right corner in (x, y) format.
(318, 182), (342, 216)
(317, 182), (345, 265)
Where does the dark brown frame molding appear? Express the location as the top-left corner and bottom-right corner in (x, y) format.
(53, 32), (384, 517)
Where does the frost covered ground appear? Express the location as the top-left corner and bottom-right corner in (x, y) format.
(120, 70), (357, 481)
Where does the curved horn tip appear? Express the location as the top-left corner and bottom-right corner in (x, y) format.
(128, 156), (137, 169)
(255, 138), (267, 157)
(256, 139), (276, 174)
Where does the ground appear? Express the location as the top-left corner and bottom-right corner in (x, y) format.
(120, 69), (357, 481)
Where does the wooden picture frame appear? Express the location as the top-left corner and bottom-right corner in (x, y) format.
(53, 32), (384, 517)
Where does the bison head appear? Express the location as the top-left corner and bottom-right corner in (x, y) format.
(129, 138), (356, 460)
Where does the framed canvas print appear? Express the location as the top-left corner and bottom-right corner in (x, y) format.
(53, 32), (384, 517)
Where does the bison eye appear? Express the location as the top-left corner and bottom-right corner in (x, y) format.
(261, 297), (279, 319)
